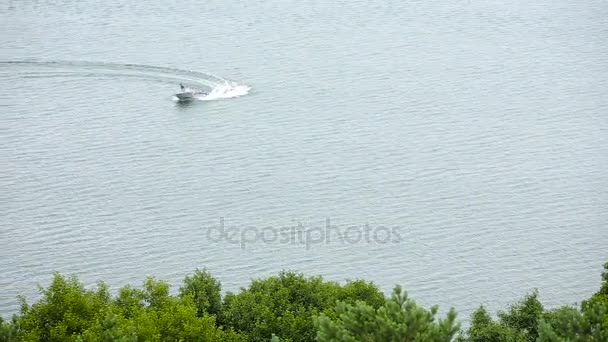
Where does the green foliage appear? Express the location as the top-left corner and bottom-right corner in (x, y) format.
(315, 285), (460, 342)
(497, 291), (544, 341)
(219, 271), (385, 342)
(6, 273), (240, 342)
(0, 315), (19, 342)
(460, 305), (525, 342)
(1, 263), (606, 342)
(600, 261), (608, 296)
(583, 262), (608, 313)
(538, 300), (608, 341)
(180, 269), (222, 316)
(460, 291), (544, 342)
(100, 277), (237, 342)
(337, 280), (386, 309)
(17, 273), (110, 341)
(459, 261), (608, 342)
(538, 261), (608, 341)
(76, 311), (138, 342)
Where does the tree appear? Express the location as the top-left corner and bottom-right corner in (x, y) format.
(219, 271), (385, 341)
(10, 273), (243, 342)
(583, 262), (608, 312)
(180, 269), (222, 316)
(538, 261), (608, 341)
(4, 264), (606, 342)
(0, 315), (19, 342)
(538, 301), (608, 341)
(105, 277), (240, 341)
(459, 291), (543, 342)
(497, 291), (544, 342)
(460, 305), (525, 342)
(459, 261), (608, 342)
(17, 273), (110, 341)
(76, 311), (138, 342)
(315, 285), (460, 342)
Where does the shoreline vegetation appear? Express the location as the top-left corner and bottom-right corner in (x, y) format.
(1, 262), (606, 341)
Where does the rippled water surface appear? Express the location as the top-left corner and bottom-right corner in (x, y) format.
(1, 0), (607, 318)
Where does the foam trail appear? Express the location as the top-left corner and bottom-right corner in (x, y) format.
(198, 81), (251, 101)
(0, 59), (251, 101)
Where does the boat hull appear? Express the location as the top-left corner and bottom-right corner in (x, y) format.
(175, 92), (194, 101)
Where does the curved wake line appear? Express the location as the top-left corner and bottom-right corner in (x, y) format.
(0, 59), (251, 101)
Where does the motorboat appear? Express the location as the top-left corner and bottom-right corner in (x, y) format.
(175, 92), (195, 101)
(175, 83), (208, 101)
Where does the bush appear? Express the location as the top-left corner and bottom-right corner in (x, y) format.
(459, 261), (608, 342)
(180, 269), (222, 317)
(219, 271), (385, 341)
(315, 285), (459, 342)
(1, 262), (606, 342)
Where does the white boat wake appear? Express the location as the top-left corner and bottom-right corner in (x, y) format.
(0, 59), (251, 102)
(175, 82), (251, 102)
(201, 81), (251, 101)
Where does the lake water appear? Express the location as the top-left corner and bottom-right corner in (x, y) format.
(1, 0), (607, 320)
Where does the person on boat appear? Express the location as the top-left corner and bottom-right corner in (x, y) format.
(180, 83), (185, 91)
